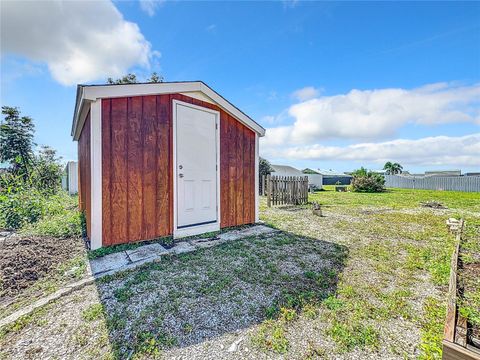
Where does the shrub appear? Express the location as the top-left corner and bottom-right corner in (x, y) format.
(350, 167), (385, 193)
(21, 210), (82, 238)
(0, 173), (81, 236)
(0, 185), (45, 229)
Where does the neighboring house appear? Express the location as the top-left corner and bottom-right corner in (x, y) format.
(301, 168), (323, 189)
(63, 161), (78, 195)
(72, 81), (265, 249)
(270, 164), (304, 176)
(425, 170), (461, 177)
(317, 169), (352, 185)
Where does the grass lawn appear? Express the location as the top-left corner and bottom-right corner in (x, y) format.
(1, 187), (479, 359)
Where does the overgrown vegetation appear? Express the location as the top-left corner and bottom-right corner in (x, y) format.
(350, 167), (386, 193)
(0, 106), (81, 237)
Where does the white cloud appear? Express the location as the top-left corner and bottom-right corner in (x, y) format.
(291, 86), (321, 101)
(1, 0), (159, 86)
(283, 0), (299, 9)
(261, 133), (480, 167)
(206, 24), (217, 32)
(264, 83), (480, 146)
(139, 0), (165, 17)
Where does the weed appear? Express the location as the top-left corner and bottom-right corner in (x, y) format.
(252, 320), (289, 354)
(279, 307), (296, 322)
(418, 297), (444, 359)
(114, 286), (133, 302)
(327, 321), (379, 351)
(82, 303), (105, 322)
(322, 296), (344, 311)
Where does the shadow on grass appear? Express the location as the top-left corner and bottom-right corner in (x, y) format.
(94, 228), (348, 358)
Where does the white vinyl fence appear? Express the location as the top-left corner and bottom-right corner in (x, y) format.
(384, 175), (480, 192)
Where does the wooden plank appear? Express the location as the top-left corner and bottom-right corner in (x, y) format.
(228, 115), (236, 226)
(156, 94), (170, 236)
(247, 129), (255, 223)
(236, 121), (244, 225)
(167, 95), (174, 234)
(142, 95), (157, 240)
(78, 112), (91, 240)
(443, 340), (480, 360)
(101, 100), (112, 246)
(220, 111), (230, 227)
(127, 96), (144, 241)
(110, 98), (128, 244)
(267, 174), (271, 207)
(444, 220), (464, 343)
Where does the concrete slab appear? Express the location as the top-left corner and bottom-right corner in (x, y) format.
(190, 237), (223, 249)
(126, 243), (168, 263)
(218, 225), (277, 242)
(89, 251), (130, 275)
(169, 241), (196, 255)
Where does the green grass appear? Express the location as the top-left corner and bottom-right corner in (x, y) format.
(310, 186), (480, 212)
(82, 304), (105, 322)
(260, 188), (480, 357)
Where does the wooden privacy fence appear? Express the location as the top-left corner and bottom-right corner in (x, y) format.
(264, 175), (309, 207)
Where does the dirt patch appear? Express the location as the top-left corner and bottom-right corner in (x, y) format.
(0, 235), (85, 303)
(420, 200), (448, 209)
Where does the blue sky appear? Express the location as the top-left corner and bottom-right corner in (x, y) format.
(1, 1), (479, 173)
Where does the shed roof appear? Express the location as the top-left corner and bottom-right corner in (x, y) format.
(71, 81), (266, 140)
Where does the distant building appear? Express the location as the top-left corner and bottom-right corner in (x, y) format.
(424, 170), (461, 177)
(317, 169), (352, 185)
(301, 168), (323, 189)
(63, 161), (78, 195)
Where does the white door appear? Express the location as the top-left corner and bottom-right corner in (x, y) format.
(176, 102), (218, 229)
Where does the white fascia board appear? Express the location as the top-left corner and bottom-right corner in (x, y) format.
(199, 83), (266, 136)
(73, 81), (265, 141)
(90, 100), (102, 250)
(83, 82), (200, 101)
(255, 133), (260, 223)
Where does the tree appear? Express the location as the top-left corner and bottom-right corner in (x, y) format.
(31, 146), (63, 194)
(147, 72), (163, 83)
(107, 73), (138, 84)
(107, 72), (164, 84)
(383, 161), (403, 175)
(0, 106), (35, 178)
(259, 157), (273, 179)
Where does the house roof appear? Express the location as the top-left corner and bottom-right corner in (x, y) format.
(270, 164), (303, 175)
(317, 169), (351, 176)
(71, 81), (266, 140)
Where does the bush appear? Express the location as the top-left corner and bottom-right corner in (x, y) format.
(350, 167), (385, 193)
(0, 173), (81, 236)
(0, 185), (45, 229)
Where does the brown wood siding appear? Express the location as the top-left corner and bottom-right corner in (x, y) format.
(101, 94), (255, 246)
(78, 112), (91, 239)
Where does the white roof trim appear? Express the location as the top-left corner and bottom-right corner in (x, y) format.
(72, 81), (265, 140)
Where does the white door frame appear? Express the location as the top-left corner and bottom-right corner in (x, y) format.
(172, 100), (221, 238)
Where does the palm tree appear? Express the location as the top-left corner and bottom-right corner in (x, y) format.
(383, 162), (403, 175)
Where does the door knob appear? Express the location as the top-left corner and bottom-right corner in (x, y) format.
(179, 173), (184, 178)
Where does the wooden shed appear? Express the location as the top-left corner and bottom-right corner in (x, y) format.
(72, 81), (265, 249)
